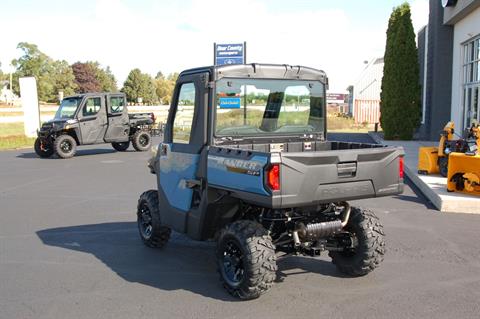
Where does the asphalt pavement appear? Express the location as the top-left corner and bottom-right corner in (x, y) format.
(1, 134), (480, 319)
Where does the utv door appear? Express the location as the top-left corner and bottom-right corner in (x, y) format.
(104, 94), (130, 142)
(78, 96), (108, 144)
(157, 73), (208, 232)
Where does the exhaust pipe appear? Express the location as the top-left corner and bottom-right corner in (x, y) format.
(292, 202), (351, 246)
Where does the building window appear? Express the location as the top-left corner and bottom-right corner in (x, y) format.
(463, 37), (480, 129)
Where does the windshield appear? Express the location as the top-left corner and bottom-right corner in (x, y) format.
(54, 97), (81, 119)
(215, 78), (325, 137)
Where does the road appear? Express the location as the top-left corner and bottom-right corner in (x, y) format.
(1, 134), (479, 319)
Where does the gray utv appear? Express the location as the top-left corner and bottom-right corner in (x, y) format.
(34, 93), (158, 158)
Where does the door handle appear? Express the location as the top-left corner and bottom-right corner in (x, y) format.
(161, 144), (168, 156)
(185, 179), (201, 189)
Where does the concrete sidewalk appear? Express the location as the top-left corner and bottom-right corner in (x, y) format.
(369, 132), (480, 214)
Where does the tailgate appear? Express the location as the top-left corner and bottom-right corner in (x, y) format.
(279, 146), (404, 207)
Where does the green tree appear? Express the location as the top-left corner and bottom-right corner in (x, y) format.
(51, 60), (77, 98)
(122, 68), (157, 104)
(11, 42), (76, 102)
(380, 3), (421, 140)
(11, 42), (52, 100)
(96, 65), (117, 92)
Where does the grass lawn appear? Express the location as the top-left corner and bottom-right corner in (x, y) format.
(0, 122), (25, 136)
(216, 110), (372, 133)
(1, 112), (56, 117)
(327, 116), (373, 133)
(0, 122), (35, 150)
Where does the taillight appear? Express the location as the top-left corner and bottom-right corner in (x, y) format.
(267, 164), (280, 191)
(399, 157), (404, 179)
(151, 113), (156, 123)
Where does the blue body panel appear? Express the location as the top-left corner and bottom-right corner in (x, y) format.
(207, 154), (269, 195)
(159, 147), (200, 212)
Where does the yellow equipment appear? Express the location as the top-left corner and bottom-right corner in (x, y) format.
(417, 147), (439, 174)
(418, 121), (455, 176)
(447, 124), (480, 196)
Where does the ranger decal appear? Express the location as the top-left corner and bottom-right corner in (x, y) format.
(209, 155), (263, 176)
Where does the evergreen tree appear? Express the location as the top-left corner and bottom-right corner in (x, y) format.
(380, 3), (421, 140)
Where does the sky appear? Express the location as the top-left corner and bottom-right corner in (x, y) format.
(0, 0), (429, 93)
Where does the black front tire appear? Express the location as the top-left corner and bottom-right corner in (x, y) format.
(54, 135), (77, 159)
(132, 130), (151, 152)
(137, 190), (171, 248)
(34, 138), (54, 158)
(329, 207), (385, 276)
(438, 157), (448, 177)
(217, 220), (277, 300)
(111, 141), (130, 152)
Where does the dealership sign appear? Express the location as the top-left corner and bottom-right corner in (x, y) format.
(326, 93), (347, 104)
(219, 97), (241, 109)
(214, 42), (246, 65)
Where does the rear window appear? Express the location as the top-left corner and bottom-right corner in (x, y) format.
(215, 78), (325, 137)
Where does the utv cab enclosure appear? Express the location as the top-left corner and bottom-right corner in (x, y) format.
(35, 92), (157, 158)
(138, 64), (405, 299)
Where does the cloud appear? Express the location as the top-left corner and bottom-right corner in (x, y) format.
(0, 0), (431, 93)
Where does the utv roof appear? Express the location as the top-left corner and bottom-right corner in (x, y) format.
(180, 63), (328, 83)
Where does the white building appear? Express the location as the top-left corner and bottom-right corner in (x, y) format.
(418, 0), (480, 140)
(352, 57), (384, 124)
(0, 81), (18, 105)
(448, 1), (480, 131)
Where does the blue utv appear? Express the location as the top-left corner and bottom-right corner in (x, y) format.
(137, 64), (404, 299)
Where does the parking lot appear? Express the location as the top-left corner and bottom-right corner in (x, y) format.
(1, 134), (480, 319)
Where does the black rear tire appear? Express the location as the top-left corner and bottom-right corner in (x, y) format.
(132, 130), (151, 152)
(137, 190), (171, 248)
(438, 157), (448, 177)
(217, 220), (277, 300)
(329, 207), (385, 276)
(54, 134), (77, 159)
(111, 141), (130, 152)
(34, 138), (54, 158)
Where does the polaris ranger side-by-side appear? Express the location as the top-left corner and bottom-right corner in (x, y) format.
(35, 93), (157, 159)
(138, 64), (404, 299)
